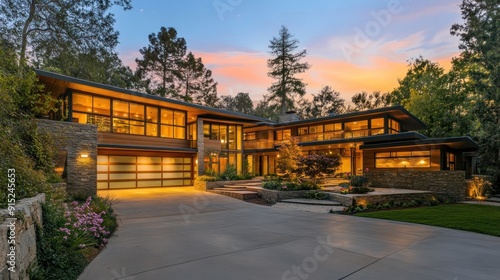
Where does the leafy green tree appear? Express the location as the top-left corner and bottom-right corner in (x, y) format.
(0, 42), (57, 207)
(277, 136), (302, 180)
(311, 86), (345, 117)
(40, 47), (137, 89)
(296, 154), (341, 184)
(219, 92), (254, 114)
(267, 26), (310, 115)
(349, 91), (392, 112)
(0, 0), (132, 67)
(136, 27), (187, 97)
(390, 57), (473, 137)
(254, 95), (280, 121)
(451, 0), (500, 186)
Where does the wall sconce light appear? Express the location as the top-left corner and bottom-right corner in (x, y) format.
(80, 153), (89, 158)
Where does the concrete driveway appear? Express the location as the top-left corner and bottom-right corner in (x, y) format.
(78, 187), (500, 280)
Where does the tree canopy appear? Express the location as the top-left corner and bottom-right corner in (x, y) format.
(267, 26), (310, 115)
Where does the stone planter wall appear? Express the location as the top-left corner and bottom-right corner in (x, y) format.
(254, 189), (311, 205)
(327, 193), (354, 207)
(353, 193), (435, 208)
(366, 170), (467, 201)
(37, 119), (97, 196)
(0, 194), (45, 280)
(194, 180), (260, 191)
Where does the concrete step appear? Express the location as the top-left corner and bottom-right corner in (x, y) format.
(209, 189), (259, 200)
(278, 198), (342, 206)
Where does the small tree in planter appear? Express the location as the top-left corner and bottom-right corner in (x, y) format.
(295, 154), (341, 184)
(277, 136), (302, 180)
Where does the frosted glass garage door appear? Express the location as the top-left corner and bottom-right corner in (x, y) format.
(97, 155), (192, 189)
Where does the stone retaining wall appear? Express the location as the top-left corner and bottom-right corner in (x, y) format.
(254, 189), (311, 205)
(366, 170), (467, 201)
(194, 180), (260, 191)
(0, 194), (45, 280)
(353, 193), (435, 208)
(37, 119), (97, 196)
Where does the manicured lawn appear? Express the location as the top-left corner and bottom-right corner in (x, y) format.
(355, 204), (500, 237)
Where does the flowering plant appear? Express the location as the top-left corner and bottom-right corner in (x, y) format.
(59, 196), (110, 249)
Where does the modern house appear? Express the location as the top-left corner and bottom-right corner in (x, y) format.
(36, 70), (478, 192)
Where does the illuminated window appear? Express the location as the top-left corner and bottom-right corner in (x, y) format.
(370, 118), (385, 135)
(275, 129), (291, 141)
(309, 125), (323, 134)
(375, 151), (431, 168)
(72, 93), (111, 132)
(146, 106), (158, 137)
(344, 120), (369, 138)
(298, 127), (308, 135)
(447, 152), (455, 170)
(389, 119), (400, 134)
(244, 132), (256, 141)
(160, 109), (186, 139)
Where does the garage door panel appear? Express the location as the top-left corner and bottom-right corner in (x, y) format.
(98, 154), (192, 189)
(110, 181), (136, 189)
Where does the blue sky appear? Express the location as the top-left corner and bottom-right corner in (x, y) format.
(111, 0), (464, 102)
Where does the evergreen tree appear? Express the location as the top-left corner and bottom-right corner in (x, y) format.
(311, 86), (345, 117)
(267, 26), (310, 115)
(135, 27), (187, 97)
(176, 52), (219, 105)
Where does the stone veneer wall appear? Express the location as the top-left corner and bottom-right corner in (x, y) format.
(194, 180), (261, 191)
(37, 119), (97, 196)
(0, 194), (45, 280)
(366, 170), (467, 201)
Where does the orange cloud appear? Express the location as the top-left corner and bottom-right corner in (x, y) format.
(119, 49), (458, 104)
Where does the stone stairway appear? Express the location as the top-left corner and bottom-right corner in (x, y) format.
(208, 184), (260, 201)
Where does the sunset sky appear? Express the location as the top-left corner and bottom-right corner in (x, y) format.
(111, 0), (464, 103)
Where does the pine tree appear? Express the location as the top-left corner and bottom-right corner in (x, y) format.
(135, 27), (186, 97)
(267, 26), (310, 115)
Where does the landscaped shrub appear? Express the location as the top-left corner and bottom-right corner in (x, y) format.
(295, 154), (340, 184)
(221, 164), (238, 181)
(340, 186), (373, 194)
(303, 190), (329, 200)
(263, 180), (319, 191)
(33, 196), (118, 280)
(263, 180), (283, 190)
(196, 175), (218, 182)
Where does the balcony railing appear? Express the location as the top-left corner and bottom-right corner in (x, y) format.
(244, 140), (275, 150)
(242, 129), (389, 150)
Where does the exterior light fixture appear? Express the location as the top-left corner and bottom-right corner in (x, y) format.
(80, 153), (89, 158)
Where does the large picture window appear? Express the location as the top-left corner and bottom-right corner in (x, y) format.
(71, 92), (185, 138)
(72, 93), (111, 132)
(375, 150), (430, 168)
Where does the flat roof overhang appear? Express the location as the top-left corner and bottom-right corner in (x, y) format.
(36, 69), (270, 126)
(359, 136), (479, 151)
(269, 106), (427, 131)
